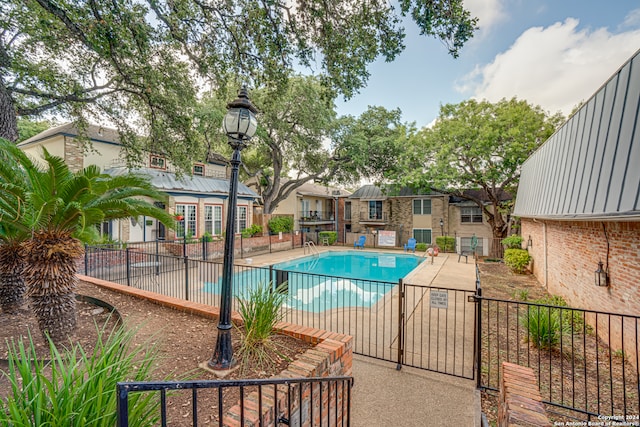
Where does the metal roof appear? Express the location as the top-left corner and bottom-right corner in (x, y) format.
(514, 49), (640, 220)
(104, 167), (259, 199)
(349, 185), (386, 200)
(295, 181), (351, 198)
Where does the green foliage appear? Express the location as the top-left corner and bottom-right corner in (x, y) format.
(0, 326), (160, 426)
(318, 231), (337, 245)
(17, 118), (51, 143)
(504, 249), (531, 273)
(501, 235), (523, 249)
(416, 243), (428, 252)
(535, 295), (584, 330)
(396, 99), (565, 243)
(513, 289), (529, 301)
(268, 216), (294, 233)
(521, 305), (569, 350)
(435, 236), (455, 252)
(241, 224), (263, 238)
(200, 232), (214, 242)
(236, 282), (288, 371)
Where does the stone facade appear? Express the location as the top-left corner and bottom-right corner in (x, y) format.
(63, 136), (85, 172)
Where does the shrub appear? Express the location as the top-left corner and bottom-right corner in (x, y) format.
(435, 236), (455, 252)
(415, 242), (428, 252)
(268, 216), (294, 233)
(0, 326), (160, 426)
(200, 232), (213, 242)
(318, 231), (337, 245)
(501, 235), (524, 249)
(504, 248), (531, 273)
(236, 282), (288, 371)
(241, 224), (263, 238)
(521, 305), (568, 350)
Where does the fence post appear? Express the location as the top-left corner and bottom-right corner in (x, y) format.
(155, 239), (160, 275)
(396, 278), (404, 370)
(202, 238), (207, 260)
(269, 233), (272, 254)
(184, 254), (189, 301)
(475, 275), (482, 389)
(182, 235), (187, 258)
(240, 234), (244, 259)
(116, 384), (130, 427)
(84, 244), (89, 275)
(125, 247), (131, 287)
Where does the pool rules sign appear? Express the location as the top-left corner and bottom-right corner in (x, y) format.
(430, 290), (448, 309)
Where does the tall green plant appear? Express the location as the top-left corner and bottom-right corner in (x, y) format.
(236, 282), (288, 370)
(521, 305), (568, 350)
(0, 326), (160, 426)
(268, 216), (293, 233)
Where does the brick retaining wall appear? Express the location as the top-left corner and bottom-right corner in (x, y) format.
(498, 362), (550, 427)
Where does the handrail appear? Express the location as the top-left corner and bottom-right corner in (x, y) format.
(303, 240), (319, 255)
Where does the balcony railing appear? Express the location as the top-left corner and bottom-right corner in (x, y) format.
(299, 211), (334, 222)
(359, 212), (388, 222)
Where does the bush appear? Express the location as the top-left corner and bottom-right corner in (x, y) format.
(415, 242), (428, 252)
(318, 231), (337, 245)
(268, 216), (294, 233)
(200, 232), (213, 242)
(501, 235), (524, 249)
(0, 326), (160, 426)
(504, 248), (531, 273)
(521, 305), (568, 350)
(236, 282), (288, 371)
(435, 236), (455, 252)
(241, 224), (263, 238)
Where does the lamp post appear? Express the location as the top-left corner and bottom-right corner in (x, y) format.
(209, 87), (258, 370)
(439, 218), (444, 237)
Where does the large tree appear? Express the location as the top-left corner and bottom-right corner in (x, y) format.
(398, 98), (564, 242)
(197, 78), (409, 213)
(1, 0), (476, 170)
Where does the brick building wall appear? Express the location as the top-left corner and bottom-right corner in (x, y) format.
(521, 218), (640, 364)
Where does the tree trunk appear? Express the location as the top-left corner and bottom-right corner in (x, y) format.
(0, 243), (26, 313)
(22, 231), (84, 344)
(0, 80), (18, 142)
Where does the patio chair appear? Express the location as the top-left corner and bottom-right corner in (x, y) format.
(354, 235), (366, 249)
(404, 238), (417, 253)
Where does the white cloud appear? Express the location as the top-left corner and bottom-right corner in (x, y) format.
(621, 7), (640, 29)
(465, 0), (507, 35)
(457, 18), (640, 115)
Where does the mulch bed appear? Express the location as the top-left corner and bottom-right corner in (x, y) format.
(0, 281), (313, 425)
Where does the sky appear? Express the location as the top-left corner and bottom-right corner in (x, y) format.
(334, 0), (640, 128)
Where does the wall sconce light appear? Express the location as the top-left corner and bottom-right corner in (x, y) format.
(595, 261), (609, 287)
(527, 235), (533, 248)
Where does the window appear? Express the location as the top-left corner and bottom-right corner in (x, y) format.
(175, 204), (197, 238)
(368, 201), (382, 220)
(461, 206), (483, 223)
(301, 199), (311, 218)
(96, 221), (111, 239)
(150, 155), (166, 169)
(205, 205), (222, 235)
(236, 206), (247, 233)
(193, 164), (205, 176)
(344, 201), (352, 220)
(413, 229), (432, 244)
(413, 199), (432, 215)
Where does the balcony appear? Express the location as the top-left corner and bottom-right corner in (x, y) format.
(299, 210), (335, 225)
(359, 212), (388, 223)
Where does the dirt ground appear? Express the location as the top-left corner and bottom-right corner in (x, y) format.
(0, 280), (312, 425)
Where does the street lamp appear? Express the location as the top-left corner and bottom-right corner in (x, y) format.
(439, 218), (444, 237)
(209, 87), (258, 370)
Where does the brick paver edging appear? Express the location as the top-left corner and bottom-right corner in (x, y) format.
(79, 274), (354, 427)
(498, 362), (550, 427)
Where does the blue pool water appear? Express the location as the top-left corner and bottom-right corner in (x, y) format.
(204, 251), (424, 313)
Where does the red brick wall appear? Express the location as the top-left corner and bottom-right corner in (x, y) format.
(521, 218), (640, 366)
(498, 362), (550, 427)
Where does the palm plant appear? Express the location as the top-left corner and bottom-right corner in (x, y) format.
(0, 139), (175, 343)
(0, 149), (30, 313)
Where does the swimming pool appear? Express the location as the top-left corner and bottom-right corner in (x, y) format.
(205, 251), (424, 313)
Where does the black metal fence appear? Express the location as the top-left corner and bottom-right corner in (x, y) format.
(82, 246), (640, 420)
(476, 294), (640, 420)
(116, 376), (353, 427)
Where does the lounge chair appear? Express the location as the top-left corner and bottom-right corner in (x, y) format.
(354, 235), (366, 249)
(404, 238), (417, 253)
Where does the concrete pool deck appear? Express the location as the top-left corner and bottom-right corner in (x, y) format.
(238, 247), (480, 426)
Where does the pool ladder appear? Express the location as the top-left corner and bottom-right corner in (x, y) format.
(303, 240), (320, 256)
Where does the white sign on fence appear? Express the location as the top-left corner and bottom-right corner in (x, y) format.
(377, 230), (396, 247)
(430, 290), (448, 309)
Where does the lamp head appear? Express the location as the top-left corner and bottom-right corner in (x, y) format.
(223, 86), (258, 142)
